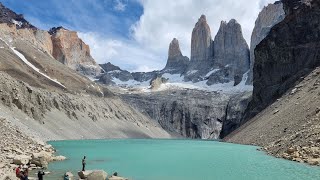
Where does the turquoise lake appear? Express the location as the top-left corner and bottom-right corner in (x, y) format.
(45, 139), (320, 180)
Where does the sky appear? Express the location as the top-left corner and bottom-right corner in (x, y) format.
(1, 0), (277, 72)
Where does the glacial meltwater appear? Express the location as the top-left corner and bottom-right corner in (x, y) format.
(44, 139), (320, 180)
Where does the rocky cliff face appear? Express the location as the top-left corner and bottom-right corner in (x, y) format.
(99, 63), (135, 85)
(163, 38), (189, 74)
(49, 27), (102, 77)
(243, 0), (320, 121)
(188, 15), (214, 71)
(121, 89), (251, 139)
(246, 1), (285, 84)
(213, 19), (250, 84)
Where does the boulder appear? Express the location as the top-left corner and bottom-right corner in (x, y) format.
(52, 155), (66, 161)
(13, 155), (31, 165)
(31, 151), (52, 162)
(307, 158), (320, 165)
(64, 172), (74, 179)
(78, 170), (93, 179)
(108, 176), (128, 180)
(87, 170), (108, 180)
(78, 170), (108, 180)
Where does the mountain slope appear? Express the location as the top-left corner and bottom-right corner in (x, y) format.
(226, 67), (320, 165)
(0, 4), (171, 140)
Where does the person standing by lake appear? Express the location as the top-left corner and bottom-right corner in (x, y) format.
(82, 156), (86, 171)
(37, 168), (45, 180)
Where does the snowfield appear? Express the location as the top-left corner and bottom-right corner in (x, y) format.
(110, 71), (253, 94)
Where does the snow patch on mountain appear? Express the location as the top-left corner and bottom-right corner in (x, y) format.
(11, 19), (22, 27)
(10, 47), (66, 88)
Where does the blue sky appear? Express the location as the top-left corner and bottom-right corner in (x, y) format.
(1, 0), (142, 38)
(1, 0), (277, 72)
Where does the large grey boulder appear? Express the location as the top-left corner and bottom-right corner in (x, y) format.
(213, 19), (250, 83)
(163, 38), (189, 74)
(78, 170), (108, 180)
(87, 170), (108, 180)
(246, 1), (285, 84)
(13, 155), (31, 165)
(108, 176), (128, 180)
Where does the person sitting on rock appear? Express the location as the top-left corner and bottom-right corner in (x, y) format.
(15, 165), (22, 178)
(64, 173), (69, 180)
(21, 168), (29, 180)
(82, 156), (86, 171)
(37, 168), (45, 180)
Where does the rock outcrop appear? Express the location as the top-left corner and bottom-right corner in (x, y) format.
(213, 19), (250, 83)
(244, 0), (320, 121)
(188, 15), (214, 71)
(246, 1), (285, 84)
(50, 27), (102, 77)
(163, 38), (189, 73)
(226, 0), (320, 165)
(0, 2), (35, 29)
(99, 63), (134, 85)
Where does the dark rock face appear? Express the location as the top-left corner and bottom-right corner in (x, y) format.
(213, 19), (250, 82)
(0, 3), (35, 29)
(98, 62), (160, 84)
(99, 63), (134, 85)
(122, 90), (229, 139)
(244, 0), (320, 121)
(99, 62), (121, 72)
(163, 38), (189, 74)
(122, 89), (251, 139)
(246, 1), (285, 84)
(219, 92), (252, 138)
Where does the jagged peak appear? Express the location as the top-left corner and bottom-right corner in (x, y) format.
(195, 14), (208, 26)
(228, 19), (238, 24)
(48, 26), (69, 35)
(199, 14), (206, 21)
(99, 62), (122, 72)
(168, 38), (182, 59)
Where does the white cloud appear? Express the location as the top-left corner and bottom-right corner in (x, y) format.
(80, 0), (278, 72)
(132, 0), (277, 58)
(79, 32), (163, 72)
(114, 0), (127, 12)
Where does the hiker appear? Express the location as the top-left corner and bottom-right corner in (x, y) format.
(15, 165), (22, 178)
(37, 168), (45, 180)
(82, 156), (86, 171)
(21, 168), (29, 180)
(64, 173), (69, 180)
